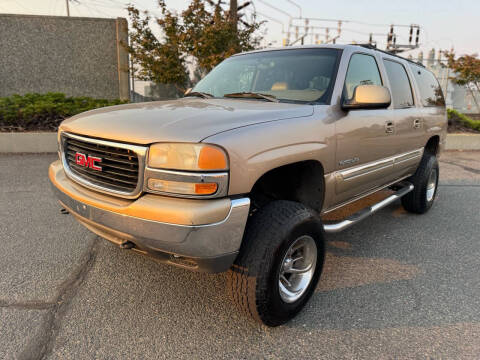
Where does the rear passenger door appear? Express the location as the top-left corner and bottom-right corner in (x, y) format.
(382, 59), (424, 178)
(409, 63), (447, 151)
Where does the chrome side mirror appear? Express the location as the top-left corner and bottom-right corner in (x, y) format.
(342, 85), (391, 110)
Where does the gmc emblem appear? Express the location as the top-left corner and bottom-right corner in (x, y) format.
(75, 152), (102, 171)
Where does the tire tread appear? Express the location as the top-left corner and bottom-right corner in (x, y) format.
(402, 152), (439, 214)
(227, 200), (323, 326)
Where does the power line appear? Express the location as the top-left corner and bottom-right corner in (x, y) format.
(285, 0), (301, 18)
(255, 0), (291, 19)
(290, 17), (416, 29)
(253, 10), (285, 33)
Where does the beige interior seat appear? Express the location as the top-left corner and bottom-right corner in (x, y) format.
(271, 82), (288, 91)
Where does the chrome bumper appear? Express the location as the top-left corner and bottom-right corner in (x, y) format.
(50, 165), (250, 273)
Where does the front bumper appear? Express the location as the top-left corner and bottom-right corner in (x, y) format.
(49, 160), (250, 273)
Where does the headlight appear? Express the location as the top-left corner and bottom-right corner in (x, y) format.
(148, 143), (228, 171)
(146, 143), (229, 198)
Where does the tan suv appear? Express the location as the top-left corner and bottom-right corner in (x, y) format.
(49, 44), (446, 326)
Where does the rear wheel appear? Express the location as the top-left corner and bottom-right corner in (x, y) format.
(227, 200), (325, 327)
(402, 152), (439, 214)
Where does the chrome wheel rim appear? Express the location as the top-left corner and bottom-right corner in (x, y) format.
(426, 168), (437, 202)
(278, 235), (317, 304)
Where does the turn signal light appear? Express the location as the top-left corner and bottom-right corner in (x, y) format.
(147, 178), (218, 196)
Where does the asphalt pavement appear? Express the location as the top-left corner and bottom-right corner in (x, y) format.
(1, 151), (479, 359)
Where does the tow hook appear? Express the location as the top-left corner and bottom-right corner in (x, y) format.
(120, 241), (135, 249)
(60, 208), (69, 215)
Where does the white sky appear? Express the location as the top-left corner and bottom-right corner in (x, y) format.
(1, 0), (479, 58)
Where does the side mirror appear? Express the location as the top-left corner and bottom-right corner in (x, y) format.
(342, 85), (391, 110)
(184, 88), (192, 95)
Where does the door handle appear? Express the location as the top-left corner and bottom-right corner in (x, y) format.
(385, 121), (395, 134)
(413, 119), (422, 129)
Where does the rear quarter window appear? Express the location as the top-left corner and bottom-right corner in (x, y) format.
(409, 64), (445, 107)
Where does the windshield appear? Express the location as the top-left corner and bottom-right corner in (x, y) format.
(192, 48), (341, 104)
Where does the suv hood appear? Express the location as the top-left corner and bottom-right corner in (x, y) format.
(60, 98), (314, 144)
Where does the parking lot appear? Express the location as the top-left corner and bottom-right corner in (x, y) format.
(1, 151), (479, 359)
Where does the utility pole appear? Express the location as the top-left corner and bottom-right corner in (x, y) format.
(230, 0), (238, 32)
(65, 0), (70, 16)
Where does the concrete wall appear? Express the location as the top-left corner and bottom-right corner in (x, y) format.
(0, 14), (129, 100)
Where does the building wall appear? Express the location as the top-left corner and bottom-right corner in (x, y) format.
(0, 14), (129, 100)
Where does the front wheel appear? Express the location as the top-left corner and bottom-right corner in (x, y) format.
(401, 152), (439, 214)
(227, 200), (325, 327)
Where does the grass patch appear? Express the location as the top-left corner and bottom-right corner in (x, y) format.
(447, 109), (480, 132)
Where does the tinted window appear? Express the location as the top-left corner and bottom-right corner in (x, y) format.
(409, 64), (445, 106)
(192, 49), (341, 103)
(383, 60), (414, 108)
(344, 54), (382, 100)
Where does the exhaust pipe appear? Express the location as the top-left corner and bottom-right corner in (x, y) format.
(120, 241), (135, 249)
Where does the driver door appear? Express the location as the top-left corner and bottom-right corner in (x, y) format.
(333, 52), (397, 206)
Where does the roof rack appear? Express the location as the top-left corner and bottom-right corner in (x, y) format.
(354, 44), (425, 68)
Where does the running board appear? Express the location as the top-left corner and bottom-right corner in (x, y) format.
(323, 182), (414, 234)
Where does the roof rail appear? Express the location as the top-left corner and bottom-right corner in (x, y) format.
(353, 44), (425, 68)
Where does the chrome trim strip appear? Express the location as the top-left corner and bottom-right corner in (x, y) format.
(60, 132), (148, 199)
(394, 148), (423, 165)
(340, 157), (394, 181)
(144, 167), (229, 199)
(337, 148), (424, 181)
(323, 181), (414, 233)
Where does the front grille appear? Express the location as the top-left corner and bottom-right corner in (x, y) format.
(63, 135), (142, 195)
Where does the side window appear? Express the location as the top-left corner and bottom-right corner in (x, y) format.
(383, 60), (414, 108)
(344, 54), (382, 100)
(409, 64), (445, 107)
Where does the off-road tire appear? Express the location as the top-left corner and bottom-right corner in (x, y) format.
(401, 152), (439, 214)
(227, 200), (325, 327)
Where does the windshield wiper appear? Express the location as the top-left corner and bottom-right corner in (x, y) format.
(184, 91), (214, 99)
(223, 92), (279, 103)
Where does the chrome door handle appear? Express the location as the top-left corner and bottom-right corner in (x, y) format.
(385, 121), (395, 134)
(413, 119), (422, 129)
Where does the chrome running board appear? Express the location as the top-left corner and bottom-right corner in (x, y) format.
(323, 182), (414, 234)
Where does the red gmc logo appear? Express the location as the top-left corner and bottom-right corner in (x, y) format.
(75, 152), (102, 171)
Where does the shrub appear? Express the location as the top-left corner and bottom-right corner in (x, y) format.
(447, 108), (480, 132)
(0, 93), (127, 131)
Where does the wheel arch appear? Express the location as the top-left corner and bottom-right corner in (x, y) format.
(249, 160), (325, 212)
(425, 135), (440, 155)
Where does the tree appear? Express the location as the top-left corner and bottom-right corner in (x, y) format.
(126, 0), (263, 92)
(444, 51), (480, 110)
(126, 5), (188, 93)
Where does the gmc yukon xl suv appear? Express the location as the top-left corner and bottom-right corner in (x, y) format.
(49, 45), (446, 326)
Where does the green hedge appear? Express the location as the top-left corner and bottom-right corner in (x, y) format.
(0, 93), (127, 131)
(447, 108), (480, 132)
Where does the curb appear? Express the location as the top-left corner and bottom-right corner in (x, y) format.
(1, 132), (480, 153)
(444, 134), (480, 151)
